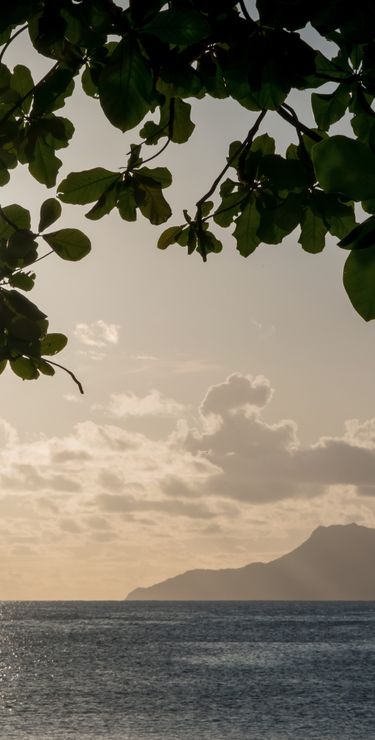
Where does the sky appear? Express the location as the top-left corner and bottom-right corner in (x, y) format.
(0, 21), (375, 599)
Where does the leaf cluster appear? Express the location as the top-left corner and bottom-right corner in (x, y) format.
(0, 0), (375, 389)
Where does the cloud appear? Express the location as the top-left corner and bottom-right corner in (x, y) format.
(200, 373), (273, 418)
(178, 374), (375, 505)
(74, 320), (120, 348)
(108, 389), (184, 418)
(1, 373), (375, 560)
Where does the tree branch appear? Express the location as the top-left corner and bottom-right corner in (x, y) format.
(276, 104), (323, 142)
(46, 360), (84, 394)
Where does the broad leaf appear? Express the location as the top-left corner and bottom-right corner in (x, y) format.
(41, 332), (68, 355)
(136, 167), (172, 188)
(28, 138), (62, 187)
(98, 38), (154, 132)
(233, 198), (261, 256)
(343, 245), (375, 321)
(8, 272), (35, 291)
(299, 208), (327, 253)
(0, 205), (31, 238)
(38, 198), (62, 232)
(10, 357), (39, 380)
(58, 168), (120, 204)
(311, 84), (351, 130)
(158, 225), (184, 250)
(42, 228), (91, 261)
(312, 135), (375, 201)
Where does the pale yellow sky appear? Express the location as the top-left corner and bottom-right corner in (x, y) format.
(0, 25), (374, 598)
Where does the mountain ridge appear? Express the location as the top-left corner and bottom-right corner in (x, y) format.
(126, 523), (375, 601)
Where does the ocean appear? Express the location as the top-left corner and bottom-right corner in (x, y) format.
(0, 600), (374, 739)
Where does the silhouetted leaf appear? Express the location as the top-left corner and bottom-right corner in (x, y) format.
(99, 38), (153, 132)
(312, 135), (375, 200)
(42, 228), (91, 260)
(38, 198), (62, 232)
(10, 357), (39, 380)
(58, 168), (120, 204)
(40, 332), (68, 355)
(158, 225), (184, 249)
(344, 245), (375, 320)
(233, 198), (261, 256)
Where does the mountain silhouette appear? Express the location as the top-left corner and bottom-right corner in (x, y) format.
(126, 523), (375, 600)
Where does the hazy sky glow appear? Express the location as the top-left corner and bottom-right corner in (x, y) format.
(0, 26), (375, 598)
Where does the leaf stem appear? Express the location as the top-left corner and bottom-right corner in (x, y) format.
(46, 360), (84, 394)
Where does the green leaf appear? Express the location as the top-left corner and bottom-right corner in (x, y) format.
(142, 8), (210, 45)
(42, 229), (91, 261)
(8, 272), (35, 292)
(134, 177), (172, 225)
(214, 191), (246, 227)
(197, 53), (227, 99)
(32, 68), (75, 115)
(197, 230), (222, 259)
(37, 358), (55, 376)
(157, 226), (184, 250)
(136, 167), (172, 188)
(41, 332), (68, 355)
(85, 184), (118, 220)
(10, 357), (39, 380)
(38, 198), (62, 232)
(156, 62), (203, 99)
(339, 217), (375, 250)
(28, 138), (62, 188)
(58, 168), (120, 204)
(233, 198), (261, 256)
(311, 84), (351, 130)
(257, 193), (303, 244)
(312, 135), (375, 201)
(117, 182), (137, 222)
(299, 208), (327, 253)
(0, 205), (31, 238)
(10, 64), (34, 114)
(0, 359), (7, 375)
(4, 290), (46, 321)
(98, 38), (154, 132)
(343, 245), (375, 321)
(8, 230), (38, 258)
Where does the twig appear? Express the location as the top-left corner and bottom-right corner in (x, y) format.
(47, 360), (84, 394)
(277, 104), (323, 142)
(195, 109), (267, 259)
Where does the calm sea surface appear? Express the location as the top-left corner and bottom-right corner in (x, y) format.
(0, 601), (374, 739)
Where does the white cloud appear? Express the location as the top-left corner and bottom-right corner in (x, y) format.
(0, 374), (375, 561)
(108, 389), (184, 418)
(200, 373), (273, 418)
(74, 320), (120, 348)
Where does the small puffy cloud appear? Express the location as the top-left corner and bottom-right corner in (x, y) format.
(74, 320), (120, 348)
(200, 373), (273, 418)
(108, 389), (184, 418)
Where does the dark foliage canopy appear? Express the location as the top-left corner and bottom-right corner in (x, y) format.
(0, 0), (374, 389)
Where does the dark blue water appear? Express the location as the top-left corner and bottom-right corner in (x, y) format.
(0, 601), (374, 739)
